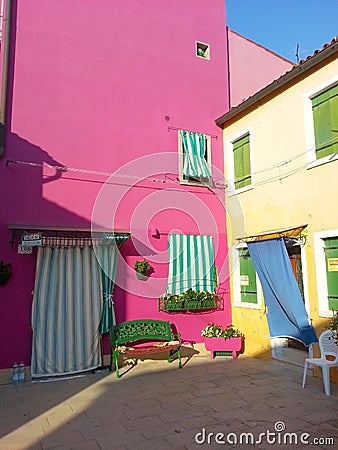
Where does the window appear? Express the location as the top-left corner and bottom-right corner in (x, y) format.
(179, 130), (212, 185)
(314, 229), (338, 316)
(239, 248), (257, 304)
(196, 41), (210, 59)
(233, 244), (261, 309)
(233, 133), (251, 190)
(166, 234), (215, 294)
(312, 84), (338, 160)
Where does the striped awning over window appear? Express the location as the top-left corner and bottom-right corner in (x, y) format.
(180, 130), (211, 178)
(166, 234), (215, 294)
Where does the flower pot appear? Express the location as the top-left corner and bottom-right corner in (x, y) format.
(136, 272), (148, 281)
(0, 272), (11, 286)
(203, 337), (243, 359)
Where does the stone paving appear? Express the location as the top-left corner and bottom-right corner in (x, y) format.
(0, 353), (337, 450)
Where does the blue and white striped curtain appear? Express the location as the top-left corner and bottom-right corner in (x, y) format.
(180, 130), (211, 178)
(31, 246), (102, 377)
(166, 234), (215, 294)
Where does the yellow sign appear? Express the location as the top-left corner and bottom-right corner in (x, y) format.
(328, 258), (338, 272)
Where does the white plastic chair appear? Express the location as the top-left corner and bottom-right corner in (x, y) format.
(302, 330), (338, 396)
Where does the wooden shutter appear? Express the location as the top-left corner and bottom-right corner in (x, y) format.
(324, 237), (338, 310)
(233, 134), (251, 189)
(312, 85), (338, 159)
(239, 248), (257, 303)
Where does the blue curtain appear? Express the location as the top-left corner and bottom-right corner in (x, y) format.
(247, 238), (317, 346)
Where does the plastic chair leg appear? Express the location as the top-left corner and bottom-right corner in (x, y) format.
(321, 366), (331, 396)
(302, 361), (308, 388)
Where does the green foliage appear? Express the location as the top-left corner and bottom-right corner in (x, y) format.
(133, 259), (151, 275)
(201, 323), (244, 340)
(159, 288), (221, 311)
(326, 311), (338, 345)
(0, 259), (11, 274)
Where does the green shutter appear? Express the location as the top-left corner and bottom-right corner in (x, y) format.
(233, 134), (251, 189)
(167, 234), (215, 294)
(239, 248), (257, 303)
(324, 237), (338, 310)
(312, 85), (338, 159)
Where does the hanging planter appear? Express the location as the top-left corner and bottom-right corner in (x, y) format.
(133, 259), (152, 280)
(0, 260), (12, 286)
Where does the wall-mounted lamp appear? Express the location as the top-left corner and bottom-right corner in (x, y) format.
(149, 225), (160, 239)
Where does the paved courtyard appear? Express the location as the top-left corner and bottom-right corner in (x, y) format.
(0, 354), (337, 450)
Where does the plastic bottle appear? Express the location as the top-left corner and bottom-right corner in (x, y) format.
(19, 361), (25, 382)
(12, 362), (19, 383)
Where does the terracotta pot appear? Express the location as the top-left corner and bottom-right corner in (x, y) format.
(203, 337), (243, 359)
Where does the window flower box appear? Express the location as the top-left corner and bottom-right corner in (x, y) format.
(158, 289), (221, 312)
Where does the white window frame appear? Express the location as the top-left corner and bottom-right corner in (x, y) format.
(226, 128), (254, 196)
(178, 132), (212, 186)
(304, 75), (338, 169)
(314, 229), (338, 317)
(232, 243), (262, 310)
(196, 41), (210, 60)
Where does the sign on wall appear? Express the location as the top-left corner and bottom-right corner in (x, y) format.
(22, 233), (42, 247)
(18, 245), (33, 255)
(328, 258), (338, 272)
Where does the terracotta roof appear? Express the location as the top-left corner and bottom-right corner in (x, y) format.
(216, 37), (338, 127)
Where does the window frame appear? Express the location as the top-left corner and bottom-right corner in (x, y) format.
(304, 75), (338, 169)
(178, 131), (212, 186)
(226, 128), (254, 195)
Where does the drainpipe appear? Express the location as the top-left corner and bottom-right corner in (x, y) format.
(0, 0), (11, 158)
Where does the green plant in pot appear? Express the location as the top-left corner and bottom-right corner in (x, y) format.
(201, 323), (244, 340)
(0, 259), (12, 286)
(326, 310), (338, 345)
(134, 259), (151, 280)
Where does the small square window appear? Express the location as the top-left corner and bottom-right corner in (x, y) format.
(196, 42), (210, 59)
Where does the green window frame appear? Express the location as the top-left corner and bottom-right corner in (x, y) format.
(239, 248), (257, 304)
(312, 84), (338, 160)
(233, 133), (251, 189)
(324, 237), (338, 311)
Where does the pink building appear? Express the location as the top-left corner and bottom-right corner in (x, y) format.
(0, 0), (292, 375)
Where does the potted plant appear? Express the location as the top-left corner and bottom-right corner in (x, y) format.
(0, 259), (12, 286)
(133, 259), (151, 280)
(326, 311), (338, 345)
(158, 289), (221, 312)
(201, 323), (244, 359)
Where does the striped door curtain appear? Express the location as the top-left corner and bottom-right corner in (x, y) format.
(180, 130), (211, 179)
(31, 246), (102, 377)
(166, 234), (216, 294)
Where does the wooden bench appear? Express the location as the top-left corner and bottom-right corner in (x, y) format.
(109, 319), (182, 378)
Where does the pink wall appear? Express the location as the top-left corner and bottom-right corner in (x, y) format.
(0, 0), (231, 368)
(228, 28), (294, 107)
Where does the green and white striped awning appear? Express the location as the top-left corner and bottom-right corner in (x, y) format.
(180, 130), (211, 178)
(166, 234), (215, 294)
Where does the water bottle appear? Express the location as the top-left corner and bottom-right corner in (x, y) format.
(12, 362), (19, 383)
(19, 361), (25, 382)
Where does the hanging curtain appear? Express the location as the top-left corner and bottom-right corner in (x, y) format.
(95, 244), (118, 335)
(180, 130), (211, 178)
(166, 234), (215, 294)
(31, 246), (102, 377)
(247, 238), (317, 346)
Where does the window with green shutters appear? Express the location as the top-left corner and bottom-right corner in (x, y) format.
(312, 84), (338, 160)
(239, 248), (257, 304)
(324, 237), (338, 311)
(233, 133), (251, 189)
(179, 130), (212, 185)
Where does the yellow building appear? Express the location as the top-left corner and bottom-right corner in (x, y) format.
(216, 38), (338, 381)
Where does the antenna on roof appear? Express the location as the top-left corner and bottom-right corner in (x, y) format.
(295, 44), (300, 63)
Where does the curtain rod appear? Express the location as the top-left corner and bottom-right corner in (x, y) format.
(168, 126), (218, 139)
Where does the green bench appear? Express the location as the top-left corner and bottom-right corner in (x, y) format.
(110, 319), (182, 378)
